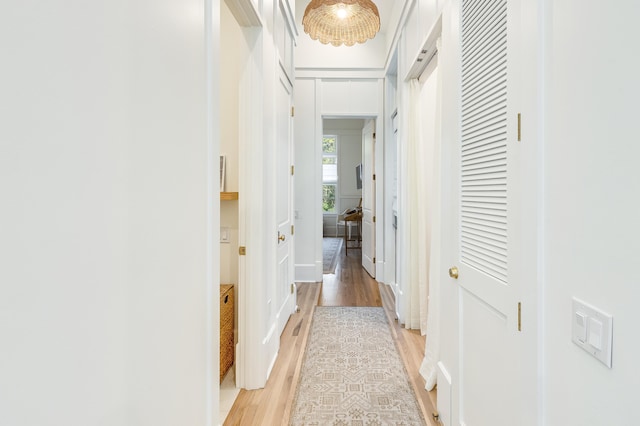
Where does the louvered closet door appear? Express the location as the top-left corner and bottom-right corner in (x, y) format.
(453, 0), (525, 424)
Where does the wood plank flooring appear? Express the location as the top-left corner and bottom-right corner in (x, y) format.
(223, 241), (438, 425)
(319, 243), (382, 307)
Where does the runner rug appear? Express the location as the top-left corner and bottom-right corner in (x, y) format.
(322, 237), (343, 274)
(290, 306), (425, 425)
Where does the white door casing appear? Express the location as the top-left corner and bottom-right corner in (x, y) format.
(361, 119), (376, 277)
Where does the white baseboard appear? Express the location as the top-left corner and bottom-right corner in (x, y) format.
(437, 361), (452, 426)
(295, 264), (317, 282)
(376, 260), (384, 283)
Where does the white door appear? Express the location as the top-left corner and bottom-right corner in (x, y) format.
(450, 0), (532, 424)
(361, 120), (375, 277)
(274, 70), (295, 340)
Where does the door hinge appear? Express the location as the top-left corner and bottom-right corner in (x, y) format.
(291, 165), (294, 175)
(373, 257), (376, 263)
(373, 173), (376, 180)
(291, 225), (294, 235)
(517, 113), (521, 142)
(291, 106), (295, 117)
(373, 132), (376, 139)
(373, 216), (376, 223)
(290, 283), (295, 294)
(239, 246), (246, 256)
(518, 302), (522, 331)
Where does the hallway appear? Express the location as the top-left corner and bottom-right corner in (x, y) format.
(223, 242), (437, 425)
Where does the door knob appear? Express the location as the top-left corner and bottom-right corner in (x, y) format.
(449, 266), (459, 279)
(278, 233), (286, 242)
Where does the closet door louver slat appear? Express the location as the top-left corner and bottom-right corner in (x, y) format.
(461, 0), (508, 283)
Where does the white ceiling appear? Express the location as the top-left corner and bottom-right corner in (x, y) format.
(372, 0), (398, 35)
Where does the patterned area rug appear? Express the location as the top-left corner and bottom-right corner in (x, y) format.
(323, 238), (343, 274)
(290, 307), (425, 425)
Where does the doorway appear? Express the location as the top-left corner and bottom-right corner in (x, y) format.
(321, 119), (364, 240)
(321, 118), (376, 278)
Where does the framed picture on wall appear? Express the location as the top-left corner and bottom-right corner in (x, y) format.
(220, 155), (226, 192)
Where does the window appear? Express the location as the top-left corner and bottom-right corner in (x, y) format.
(322, 135), (337, 213)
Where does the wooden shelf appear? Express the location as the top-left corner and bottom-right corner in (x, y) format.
(220, 192), (239, 201)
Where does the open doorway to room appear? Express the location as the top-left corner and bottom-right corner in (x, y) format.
(320, 118), (376, 280)
(321, 119), (364, 275)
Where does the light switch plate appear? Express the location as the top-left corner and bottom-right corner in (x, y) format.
(574, 311), (587, 343)
(220, 226), (230, 243)
(572, 297), (613, 368)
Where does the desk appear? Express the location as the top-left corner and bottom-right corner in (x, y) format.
(343, 210), (362, 255)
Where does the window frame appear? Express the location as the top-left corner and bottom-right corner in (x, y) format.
(322, 135), (338, 214)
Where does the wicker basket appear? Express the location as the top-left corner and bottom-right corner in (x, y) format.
(220, 284), (234, 382)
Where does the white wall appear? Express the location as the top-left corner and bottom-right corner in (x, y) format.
(293, 78), (318, 282)
(220, 1), (242, 287)
(383, 68), (398, 288)
(543, 1), (640, 424)
(0, 1), (219, 425)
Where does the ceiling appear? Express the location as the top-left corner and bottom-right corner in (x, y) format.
(372, 0), (398, 35)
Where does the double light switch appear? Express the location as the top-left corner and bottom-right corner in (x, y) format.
(572, 297), (613, 368)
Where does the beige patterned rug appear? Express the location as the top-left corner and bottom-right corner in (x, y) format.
(323, 238), (343, 274)
(290, 307), (426, 425)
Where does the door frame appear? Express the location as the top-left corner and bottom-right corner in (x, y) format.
(361, 118), (376, 277)
(319, 113), (383, 282)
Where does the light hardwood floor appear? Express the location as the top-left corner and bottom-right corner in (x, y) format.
(223, 241), (438, 425)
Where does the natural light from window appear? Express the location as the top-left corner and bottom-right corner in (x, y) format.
(322, 135), (337, 213)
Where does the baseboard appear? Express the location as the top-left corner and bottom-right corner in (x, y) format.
(376, 261), (384, 282)
(437, 361), (452, 426)
(295, 264), (317, 282)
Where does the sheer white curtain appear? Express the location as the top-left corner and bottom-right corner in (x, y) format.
(398, 47), (442, 391)
(398, 79), (429, 332)
(418, 52), (442, 391)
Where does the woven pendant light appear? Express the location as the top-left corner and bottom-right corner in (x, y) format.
(302, 0), (381, 47)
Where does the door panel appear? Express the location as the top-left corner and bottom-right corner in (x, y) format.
(460, 289), (513, 424)
(454, 0), (523, 423)
(361, 121), (375, 277)
(275, 70), (295, 337)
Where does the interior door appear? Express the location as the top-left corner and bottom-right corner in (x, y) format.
(361, 120), (376, 277)
(275, 69), (295, 340)
(451, 0), (528, 424)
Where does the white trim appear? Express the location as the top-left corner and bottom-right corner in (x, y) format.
(206, 0), (220, 424)
(437, 362), (452, 426)
(296, 69), (386, 79)
(313, 79), (325, 283)
(224, 0), (262, 27)
(294, 264), (317, 282)
(404, 15), (442, 81)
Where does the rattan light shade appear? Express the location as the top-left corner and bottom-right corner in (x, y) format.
(302, 0), (380, 47)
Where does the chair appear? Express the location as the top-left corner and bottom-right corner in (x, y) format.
(336, 210), (359, 240)
(336, 200), (363, 255)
